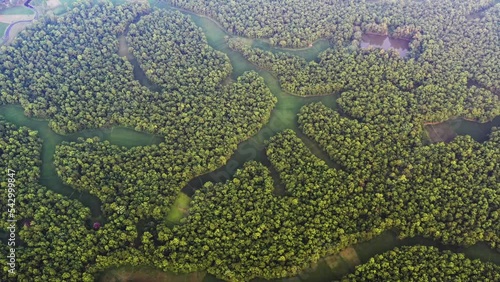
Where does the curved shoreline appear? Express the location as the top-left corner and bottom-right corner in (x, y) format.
(1, 0), (37, 44)
(1, 1), (499, 281)
(167, 4), (329, 52)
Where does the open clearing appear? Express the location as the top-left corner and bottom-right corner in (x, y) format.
(165, 192), (191, 226)
(99, 267), (205, 282)
(339, 247), (361, 265)
(425, 123), (457, 143)
(324, 247), (361, 270)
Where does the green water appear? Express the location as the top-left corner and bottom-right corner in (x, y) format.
(252, 38), (331, 62)
(0, 6), (35, 16)
(426, 116), (500, 143)
(1, 1), (500, 280)
(453, 116), (500, 142)
(0, 105), (163, 220)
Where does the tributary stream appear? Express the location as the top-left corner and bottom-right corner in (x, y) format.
(1, 2), (499, 281)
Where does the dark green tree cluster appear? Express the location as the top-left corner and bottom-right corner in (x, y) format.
(417, 4), (500, 97)
(0, 119), (41, 182)
(119, 7), (277, 152)
(157, 162), (291, 280)
(54, 70), (276, 223)
(51, 5), (275, 223)
(1, 0), (499, 281)
(127, 9), (232, 93)
(0, 119), (98, 281)
(298, 103), (500, 249)
(229, 38), (499, 124)
(148, 121), (499, 280)
(341, 246), (500, 281)
(51, 5), (276, 274)
(171, 0), (494, 48)
(171, 0), (358, 48)
(0, 0), (152, 134)
(3, 1), (277, 280)
(149, 131), (387, 281)
(0, 119), (162, 281)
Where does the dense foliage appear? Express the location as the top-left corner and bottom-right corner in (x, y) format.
(0, 119), (97, 281)
(226, 2), (500, 128)
(127, 9), (232, 93)
(299, 103), (500, 248)
(172, 0), (496, 48)
(0, 1), (151, 133)
(1, 1), (276, 281)
(229, 33), (499, 124)
(53, 4), (276, 229)
(147, 131), (382, 281)
(1, 0), (499, 281)
(341, 246), (500, 281)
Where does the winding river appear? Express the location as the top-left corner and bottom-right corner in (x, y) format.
(0, 104), (164, 221)
(1, 1), (500, 281)
(1, 0), (38, 44)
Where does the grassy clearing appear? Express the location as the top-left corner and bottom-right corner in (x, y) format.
(165, 192), (191, 226)
(0, 7), (35, 16)
(323, 246), (361, 279)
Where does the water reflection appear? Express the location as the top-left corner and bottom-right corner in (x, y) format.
(425, 116), (500, 143)
(360, 34), (410, 57)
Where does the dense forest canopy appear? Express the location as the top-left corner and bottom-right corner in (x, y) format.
(341, 246), (500, 281)
(0, 119), (98, 281)
(171, 0), (497, 48)
(1, 0), (499, 281)
(228, 13), (500, 123)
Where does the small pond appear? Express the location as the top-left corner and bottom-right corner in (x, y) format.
(360, 34), (410, 57)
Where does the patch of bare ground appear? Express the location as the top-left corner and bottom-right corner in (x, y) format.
(324, 246), (360, 270)
(425, 123), (457, 143)
(339, 247), (361, 266)
(324, 254), (344, 270)
(46, 0), (61, 9)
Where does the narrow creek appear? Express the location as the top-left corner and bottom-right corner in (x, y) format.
(164, 3), (500, 282)
(0, 104), (164, 221)
(1, 1), (500, 281)
(171, 5), (340, 196)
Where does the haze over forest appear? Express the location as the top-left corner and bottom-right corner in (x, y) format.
(1, 0), (499, 281)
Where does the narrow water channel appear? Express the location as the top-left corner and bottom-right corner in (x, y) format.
(167, 4), (340, 196)
(1, 1), (499, 280)
(0, 105), (163, 220)
(360, 33), (410, 57)
(252, 38), (331, 62)
(163, 3), (500, 281)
